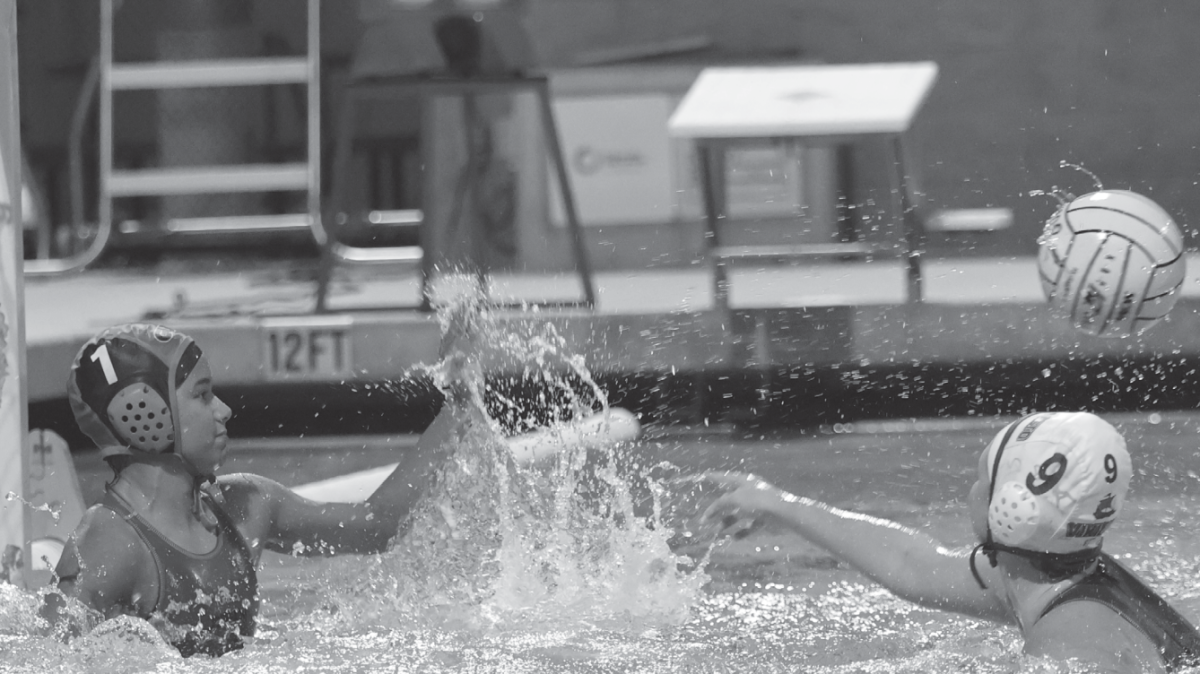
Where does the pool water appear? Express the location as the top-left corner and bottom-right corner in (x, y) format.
(3, 412), (1200, 673)
(5, 298), (1200, 673)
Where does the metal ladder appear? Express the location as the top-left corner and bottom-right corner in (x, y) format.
(27, 0), (325, 275)
(27, 0), (596, 313)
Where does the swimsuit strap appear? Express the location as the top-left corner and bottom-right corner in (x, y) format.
(100, 487), (167, 612)
(1039, 553), (1200, 672)
(199, 487), (258, 601)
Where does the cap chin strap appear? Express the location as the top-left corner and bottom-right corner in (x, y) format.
(110, 449), (219, 530)
(970, 541), (1101, 590)
(170, 450), (219, 529)
(152, 452), (219, 530)
(969, 540), (996, 590)
(116, 447), (214, 482)
(971, 414), (1043, 589)
(981, 415), (1031, 546)
(180, 455), (217, 485)
(192, 474), (219, 530)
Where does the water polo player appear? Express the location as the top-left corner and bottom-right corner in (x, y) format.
(700, 412), (1200, 671)
(40, 322), (470, 657)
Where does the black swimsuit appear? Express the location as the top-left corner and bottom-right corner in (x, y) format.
(101, 488), (259, 657)
(1037, 553), (1200, 672)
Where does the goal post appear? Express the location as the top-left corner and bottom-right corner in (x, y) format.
(0, 0), (30, 589)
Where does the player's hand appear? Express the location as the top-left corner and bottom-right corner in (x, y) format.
(435, 350), (482, 407)
(692, 471), (783, 540)
(436, 297), (487, 405)
(438, 295), (486, 360)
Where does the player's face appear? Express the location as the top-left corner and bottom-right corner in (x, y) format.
(968, 450), (991, 542)
(176, 357), (232, 474)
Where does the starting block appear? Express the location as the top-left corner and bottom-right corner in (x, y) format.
(20, 429), (86, 588)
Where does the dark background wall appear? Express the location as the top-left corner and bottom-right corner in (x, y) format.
(15, 0), (1200, 259)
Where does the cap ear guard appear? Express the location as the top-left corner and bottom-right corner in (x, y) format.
(989, 480), (1040, 547)
(105, 383), (174, 453)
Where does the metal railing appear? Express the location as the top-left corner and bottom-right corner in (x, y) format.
(26, 0), (323, 277)
(26, 0), (596, 316)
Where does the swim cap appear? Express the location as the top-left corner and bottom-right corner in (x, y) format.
(66, 324), (204, 461)
(982, 412), (1131, 555)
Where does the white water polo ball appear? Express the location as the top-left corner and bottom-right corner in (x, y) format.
(1037, 190), (1186, 338)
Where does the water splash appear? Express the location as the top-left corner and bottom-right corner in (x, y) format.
(5, 491), (63, 524)
(1059, 160), (1104, 191)
(1028, 160), (1106, 207)
(0, 580), (43, 634)
(1027, 188), (1072, 208)
(3, 404), (1200, 671)
(316, 287), (706, 632)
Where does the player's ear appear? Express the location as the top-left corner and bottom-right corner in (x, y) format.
(968, 480), (989, 541)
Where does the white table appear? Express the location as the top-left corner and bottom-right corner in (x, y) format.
(668, 61), (939, 308)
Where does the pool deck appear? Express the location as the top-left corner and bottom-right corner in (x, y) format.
(24, 254), (1200, 407)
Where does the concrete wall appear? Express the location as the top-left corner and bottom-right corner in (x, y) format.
(526, 1), (1200, 259)
(17, 1), (1200, 258)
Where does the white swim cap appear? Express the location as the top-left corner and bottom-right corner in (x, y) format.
(982, 412), (1130, 555)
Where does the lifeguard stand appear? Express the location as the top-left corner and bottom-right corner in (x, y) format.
(668, 62), (939, 310)
(317, 0), (596, 311)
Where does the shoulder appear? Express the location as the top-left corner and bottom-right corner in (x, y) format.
(1027, 599), (1165, 672)
(213, 473), (291, 542)
(215, 472), (307, 513)
(214, 472), (284, 503)
(72, 503), (144, 556)
(60, 504), (156, 614)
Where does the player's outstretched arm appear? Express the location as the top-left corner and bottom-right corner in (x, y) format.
(699, 472), (1011, 622)
(220, 403), (464, 557)
(239, 299), (488, 556)
(359, 401), (464, 536)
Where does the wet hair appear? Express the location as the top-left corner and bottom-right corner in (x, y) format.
(175, 342), (204, 388)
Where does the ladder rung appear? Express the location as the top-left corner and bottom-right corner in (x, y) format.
(334, 245), (423, 264)
(713, 243), (883, 261)
(166, 213), (311, 234)
(109, 57), (309, 90)
(366, 209), (423, 226)
(109, 164), (309, 196)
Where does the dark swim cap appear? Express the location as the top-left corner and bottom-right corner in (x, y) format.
(66, 324), (203, 459)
